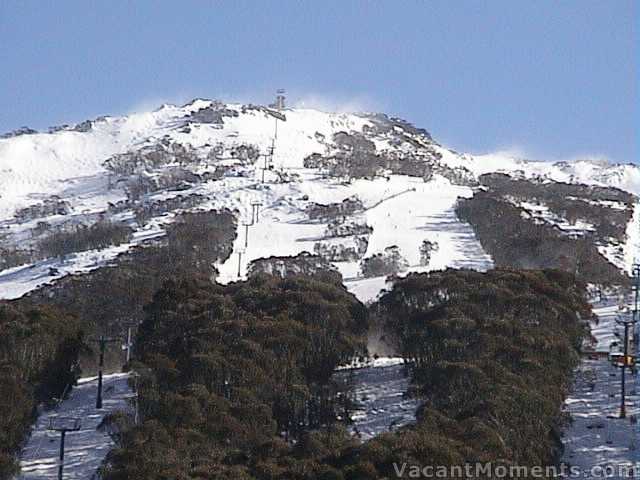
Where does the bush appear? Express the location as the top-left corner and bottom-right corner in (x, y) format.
(100, 274), (368, 479)
(306, 197), (364, 221)
(419, 240), (438, 266)
(477, 173), (634, 243)
(373, 268), (589, 466)
(0, 248), (35, 271)
(38, 221), (132, 258)
(361, 246), (408, 278)
(249, 252), (343, 284)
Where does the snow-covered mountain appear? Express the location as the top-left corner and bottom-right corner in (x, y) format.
(0, 99), (637, 302)
(471, 152), (640, 194)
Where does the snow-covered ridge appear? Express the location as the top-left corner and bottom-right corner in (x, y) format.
(0, 99), (637, 302)
(1, 99), (638, 223)
(3, 104), (636, 224)
(470, 152), (640, 194)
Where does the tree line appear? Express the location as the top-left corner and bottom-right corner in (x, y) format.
(100, 273), (368, 479)
(98, 267), (591, 479)
(456, 191), (627, 285)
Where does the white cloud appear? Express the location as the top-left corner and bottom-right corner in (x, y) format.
(478, 145), (613, 166)
(123, 92), (197, 115)
(291, 92), (383, 114)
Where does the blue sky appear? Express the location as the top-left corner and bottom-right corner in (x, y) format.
(1, 1), (637, 163)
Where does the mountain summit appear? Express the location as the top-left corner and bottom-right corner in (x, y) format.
(0, 99), (637, 301)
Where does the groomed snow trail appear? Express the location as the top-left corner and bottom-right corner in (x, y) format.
(334, 359), (420, 440)
(18, 373), (133, 479)
(561, 298), (639, 476)
(215, 174), (493, 304)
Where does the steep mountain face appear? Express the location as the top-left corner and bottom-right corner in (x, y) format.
(0, 99), (637, 302)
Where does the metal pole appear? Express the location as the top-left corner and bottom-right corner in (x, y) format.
(237, 251), (242, 277)
(634, 264), (640, 353)
(244, 224), (249, 248)
(262, 154), (268, 183)
(133, 374), (140, 425)
(621, 322), (629, 418)
(251, 202), (262, 223)
(125, 327), (132, 364)
(97, 337), (104, 409)
(58, 430), (66, 480)
(92, 335), (118, 409)
(635, 271), (639, 316)
(49, 418), (80, 480)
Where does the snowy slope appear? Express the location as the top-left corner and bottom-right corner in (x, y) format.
(0, 98), (637, 303)
(561, 297), (639, 475)
(0, 104), (201, 221)
(334, 360), (420, 440)
(2, 100), (638, 225)
(0, 100), (493, 303)
(214, 173), (492, 302)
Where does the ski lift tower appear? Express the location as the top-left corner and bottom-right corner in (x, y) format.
(48, 417), (82, 480)
(613, 313), (637, 418)
(91, 335), (119, 409)
(251, 201), (263, 223)
(632, 263), (640, 353)
(272, 89), (286, 141)
(237, 248), (246, 278)
(242, 221), (253, 248)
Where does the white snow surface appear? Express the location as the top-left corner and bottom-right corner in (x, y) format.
(0, 99), (637, 304)
(334, 360), (420, 440)
(2, 102), (639, 226)
(470, 153), (640, 194)
(214, 173), (493, 302)
(0, 101), (497, 303)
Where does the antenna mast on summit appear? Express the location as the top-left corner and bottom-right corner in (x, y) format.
(265, 89), (285, 176)
(275, 89), (285, 110)
(274, 89), (285, 140)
